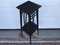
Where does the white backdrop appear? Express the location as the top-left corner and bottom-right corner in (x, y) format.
(0, 0), (60, 29)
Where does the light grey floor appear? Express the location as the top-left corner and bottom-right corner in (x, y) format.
(0, 30), (60, 41)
